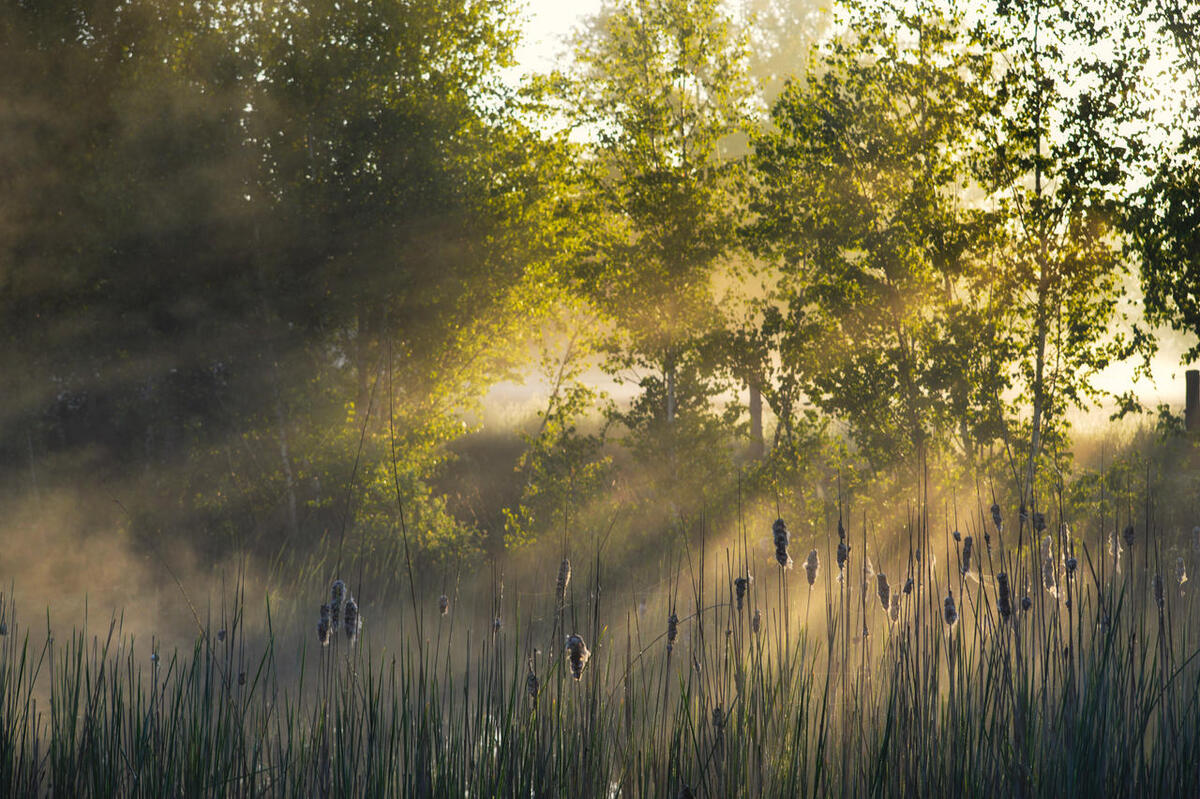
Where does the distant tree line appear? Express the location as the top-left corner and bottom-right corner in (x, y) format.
(0, 0), (1194, 573)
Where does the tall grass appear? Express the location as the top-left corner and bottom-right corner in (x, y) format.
(3, 496), (1200, 797)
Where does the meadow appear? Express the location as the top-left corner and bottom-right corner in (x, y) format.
(4, 475), (1199, 797)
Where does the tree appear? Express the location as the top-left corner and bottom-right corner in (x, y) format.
(569, 0), (753, 460)
(749, 0), (1003, 470)
(984, 0), (1151, 504)
(1124, 0), (1200, 358)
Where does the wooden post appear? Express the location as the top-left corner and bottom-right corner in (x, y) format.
(1187, 369), (1200, 433)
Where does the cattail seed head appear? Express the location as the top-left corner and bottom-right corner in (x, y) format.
(565, 634), (590, 680)
(1065, 556), (1078, 575)
(1019, 505), (1029, 525)
(318, 603), (332, 646)
(903, 576), (914, 595)
(997, 572), (1012, 620)
(888, 592), (900, 624)
(151, 652), (160, 666)
(238, 671), (246, 686)
(526, 668), (539, 701)
(1123, 524), (1135, 549)
(752, 608), (761, 634)
(990, 503), (1003, 533)
(984, 531), (992, 554)
(837, 540), (850, 572)
(952, 529), (962, 543)
(961, 536), (973, 574)
(1153, 574), (1164, 611)
(734, 576), (751, 610)
(804, 550), (819, 587)
(711, 705), (724, 729)
(877, 573), (890, 611)
(344, 596), (360, 644)
(438, 595), (449, 616)
(1033, 512), (1046, 533)
(943, 589), (958, 627)
(1021, 595), (1032, 612)
(667, 612), (679, 653)
(772, 518), (792, 568)
(556, 559), (571, 605)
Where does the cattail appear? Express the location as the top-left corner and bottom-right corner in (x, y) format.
(837, 540), (850, 573)
(1020, 595), (1032, 612)
(943, 589), (958, 627)
(903, 576), (914, 595)
(952, 529), (962, 543)
(961, 536), (973, 574)
(151, 652), (160, 666)
(438, 595), (449, 616)
(752, 608), (761, 634)
(556, 559), (571, 605)
(217, 629), (227, 643)
(667, 612), (679, 654)
(888, 592), (900, 624)
(525, 665), (539, 701)
(1153, 574), (1164, 611)
(804, 550), (819, 587)
(772, 518), (792, 568)
(914, 548), (921, 563)
(1123, 524), (1135, 550)
(1065, 556), (1078, 575)
(990, 503), (1003, 533)
(984, 531), (992, 554)
(734, 576), (751, 611)
(1033, 512), (1046, 533)
(1042, 559), (1056, 596)
(565, 634), (590, 680)
(344, 596), (360, 644)
(711, 705), (724, 729)
(317, 603), (332, 646)
(678, 785), (695, 799)
(1019, 505), (1029, 525)
(330, 579), (346, 625)
(997, 572), (1012, 620)
(238, 671), (246, 686)
(876, 573), (890, 611)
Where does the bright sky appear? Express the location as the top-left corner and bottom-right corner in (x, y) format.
(513, 0), (601, 75)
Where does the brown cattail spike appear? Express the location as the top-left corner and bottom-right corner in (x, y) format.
(990, 503), (1003, 533)
(318, 603), (332, 646)
(961, 536), (973, 575)
(804, 550), (819, 587)
(1153, 574), (1165, 611)
(752, 608), (761, 634)
(557, 559), (571, 606)
(944, 589), (958, 627)
(997, 572), (1012, 620)
(1123, 524), (1135, 549)
(667, 612), (679, 654)
(734, 576), (750, 611)
(876, 573), (890, 611)
(344, 596), (360, 644)
(773, 519), (792, 568)
(565, 634), (590, 680)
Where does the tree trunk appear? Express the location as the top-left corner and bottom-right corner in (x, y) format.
(748, 376), (764, 459)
